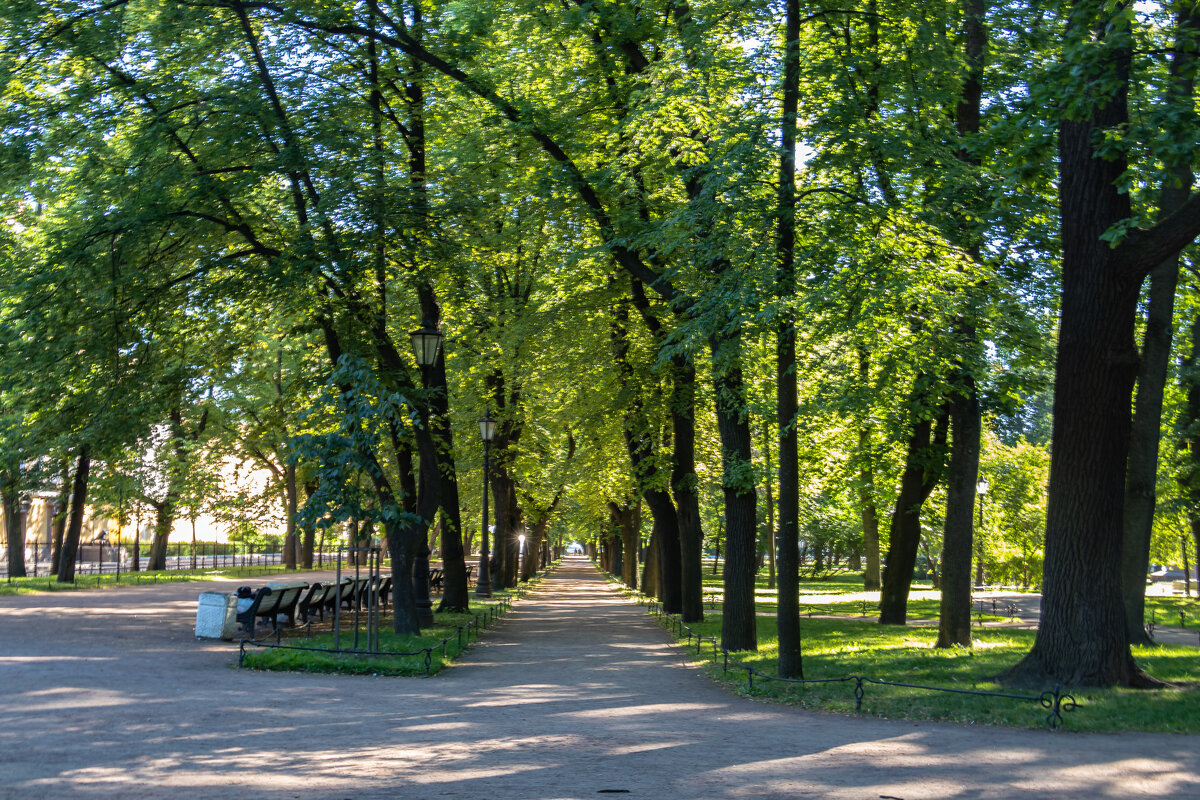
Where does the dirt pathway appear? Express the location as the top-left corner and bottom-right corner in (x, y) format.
(0, 556), (1196, 799)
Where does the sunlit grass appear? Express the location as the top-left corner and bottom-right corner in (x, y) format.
(654, 610), (1200, 732)
(240, 605), (502, 676)
(241, 565), (557, 676)
(0, 564), (293, 596)
(1144, 595), (1200, 629)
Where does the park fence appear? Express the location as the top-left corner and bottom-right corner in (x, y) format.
(605, 572), (1077, 731)
(2, 541), (353, 586)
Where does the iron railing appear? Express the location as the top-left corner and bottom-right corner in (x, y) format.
(610, 580), (1078, 730)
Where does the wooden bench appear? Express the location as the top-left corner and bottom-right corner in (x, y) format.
(429, 568), (444, 593)
(236, 584), (306, 636)
(297, 582), (340, 624)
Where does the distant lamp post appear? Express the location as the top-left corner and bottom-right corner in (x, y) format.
(409, 323), (443, 628)
(477, 411), (496, 598)
(19, 496), (31, 579)
(518, 533), (526, 581)
(975, 479), (989, 588)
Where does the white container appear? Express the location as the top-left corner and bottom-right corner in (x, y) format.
(195, 592), (238, 640)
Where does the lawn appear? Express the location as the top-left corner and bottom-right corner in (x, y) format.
(240, 564), (556, 676)
(1144, 595), (1200, 630)
(239, 601), (513, 677)
(0, 563), (295, 596)
(642, 595), (1200, 733)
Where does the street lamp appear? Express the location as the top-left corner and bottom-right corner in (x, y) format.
(477, 411), (496, 598)
(975, 479), (989, 587)
(409, 325), (443, 371)
(409, 323), (443, 628)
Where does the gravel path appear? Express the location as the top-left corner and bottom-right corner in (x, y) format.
(0, 555), (1197, 799)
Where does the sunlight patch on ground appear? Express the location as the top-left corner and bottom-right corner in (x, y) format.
(1013, 758), (1200, 796)
(4, 686), (133, 712)
(560, 702), (721, 719)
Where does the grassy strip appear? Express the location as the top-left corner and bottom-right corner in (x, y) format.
(0, 564), (296, 596)
(240, 561), (560, 677)
(240, 604), (509, 677)
(645, 603), (1200, 733)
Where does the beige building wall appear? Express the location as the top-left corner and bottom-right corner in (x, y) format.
(0, 459), (288, 563)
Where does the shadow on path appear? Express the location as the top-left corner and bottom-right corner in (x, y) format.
(0, 556), (1196, 799)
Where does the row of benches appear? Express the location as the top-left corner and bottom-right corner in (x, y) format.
(235, 564), (476, 637)
(236, 575), (392, 637)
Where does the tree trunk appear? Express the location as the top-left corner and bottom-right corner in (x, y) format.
(937, 382), (980, 647)
(1001, 14), (1158, 685)
(148, 497), (176, 571)
(489, 468), (521, 590)
(3, 487), (25, 579)
(856, 350), (883, 591)
(762, 418), (777, 592)
(646, 489), (681, 611)
(57, 446), (91, 583)
(772, 0), (803, 678)
(1121, 247), (1181, 646)
(641, 521), (659, 597)
(284, 462), (299, 570)
(671, 358), (706, 623)
(1121, 2), (1196, 645)
(386, 519), (420, 635)
(609, 501), (640, 589)
(935, 0), (987, 648)
(879, 405), (948, 624)
(711, 334), (758, 652)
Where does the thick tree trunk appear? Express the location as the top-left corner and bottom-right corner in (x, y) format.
(646, 489), (681, 611)
(387, 519), (420, 635)
(489, 469), (521, 590)
(609, 501), (640, 589)
(711, 335), (758, 652)
(148, 498), (176, 571)
(937, 381), (981, 647)
(56, 446), (91, 583)
(284, 463), (299, 570)
(3, 487), (25, 579)
(641, 522), (659, 597)
(522, 516), (549, 582)
(1002, 20), (1159, 685)
(879, 405), (948, 624)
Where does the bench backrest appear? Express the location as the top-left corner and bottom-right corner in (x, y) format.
(276, 585), (305, 612)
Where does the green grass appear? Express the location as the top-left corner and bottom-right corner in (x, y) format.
(1144, 595), (1200, 629)
(697, 576), (1012, 622)
(651, 609), (1200, 733)
(0, 564), (295, 596)
(240, 604), (508, 676)
(240, 563), (558, 677)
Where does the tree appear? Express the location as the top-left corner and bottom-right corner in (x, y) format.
(1004, 0), (1200, 688)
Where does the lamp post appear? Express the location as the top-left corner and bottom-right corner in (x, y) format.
(409, 324), (443, 628)
(477, 411), (496, 598)
(518, 533), (526, 581)
(975, 479), (989, 587)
